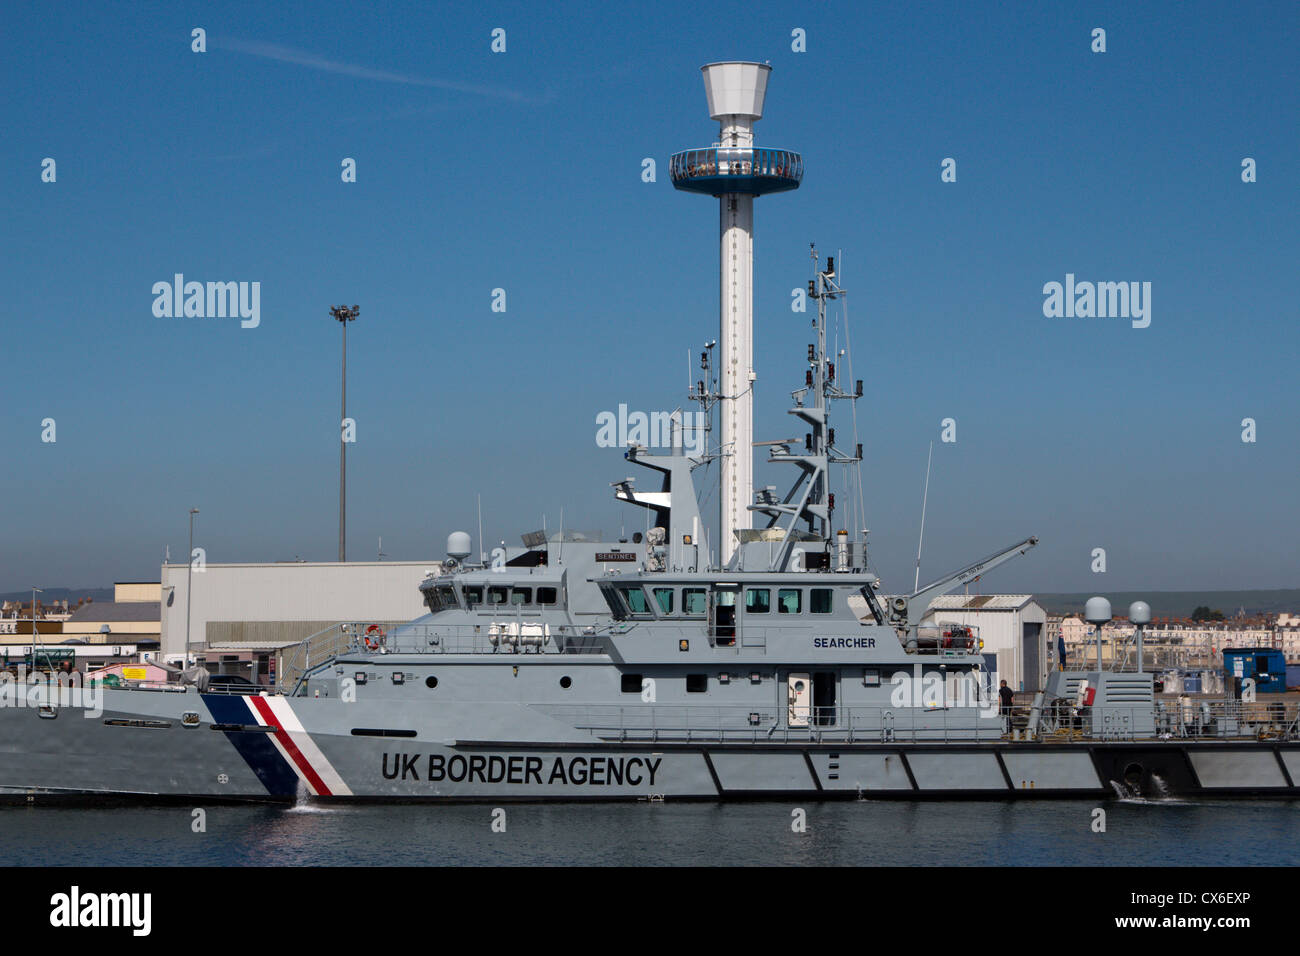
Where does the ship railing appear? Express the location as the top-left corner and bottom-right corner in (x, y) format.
(376, 623), (613, 656)
(280, 620), (613, 692)
(537, 703), (1005, 744)
(1034, 698), (1300, 741)
(536, 697), (1300, 745)
(1154, 697), (1299, 740)
(669, 146), (803, 182)
(279, 622), (401, 694)
(69, 679), (191, 694)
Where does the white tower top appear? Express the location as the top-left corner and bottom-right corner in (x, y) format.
(701, 62), (771, 120)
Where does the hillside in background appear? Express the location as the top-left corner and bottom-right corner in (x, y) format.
(0, 587), (116, 606)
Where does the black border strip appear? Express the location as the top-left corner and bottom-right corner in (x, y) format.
(1181, 748), (1203, 789)
(896, 751), (919, 790)
(701, 750), (724, 796)
(994, 749), (1015, 789)
(1086, 745), (1105, 788)
(802, 750), (824, 791)
(1275, 745), (1295, 787)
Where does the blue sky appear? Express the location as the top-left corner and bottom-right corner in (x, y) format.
(2, 0), (1296, 595)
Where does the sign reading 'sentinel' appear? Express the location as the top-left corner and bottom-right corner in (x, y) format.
(596, 552), (636, 561)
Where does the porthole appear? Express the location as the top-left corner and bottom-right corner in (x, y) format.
(425, 676), (438, 689)
(559, 676), (572, 689)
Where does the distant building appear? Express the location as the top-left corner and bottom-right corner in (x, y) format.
(1057, 612), (1300, 673)
(0, 583), (159, 670)
(62, 582), (161, 647)
(1059, 614), (1087, 641)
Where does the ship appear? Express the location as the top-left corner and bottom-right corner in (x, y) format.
(2, 63), (1297, 804)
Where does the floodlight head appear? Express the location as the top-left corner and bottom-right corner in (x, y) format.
(1084, 596), (1113, 626)
(701, 62), (771, 120)
(1129, 601), (1152, 625)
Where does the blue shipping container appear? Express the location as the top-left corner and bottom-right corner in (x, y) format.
(1223, 648), (1287, 694)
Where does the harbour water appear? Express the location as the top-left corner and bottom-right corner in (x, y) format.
(6, 798), (1297, 867)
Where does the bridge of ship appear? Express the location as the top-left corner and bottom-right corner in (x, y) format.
(589, 571), (983, 662)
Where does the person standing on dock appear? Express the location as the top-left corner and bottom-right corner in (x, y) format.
(999, 680), (1015, 735)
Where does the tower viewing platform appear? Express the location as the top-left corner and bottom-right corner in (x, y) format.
(669, 145), (803, 196)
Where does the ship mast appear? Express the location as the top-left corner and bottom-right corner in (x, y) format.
(750, 245), (863, 572)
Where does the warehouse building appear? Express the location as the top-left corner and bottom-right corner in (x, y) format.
(159, 560), (441, 683)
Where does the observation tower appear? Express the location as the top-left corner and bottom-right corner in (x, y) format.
(670, 61), (802, 565)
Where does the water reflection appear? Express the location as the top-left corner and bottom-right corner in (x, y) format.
(4, 799), (1297, 866)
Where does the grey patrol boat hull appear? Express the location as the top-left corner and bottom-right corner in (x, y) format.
(4, 681), (1300, 803)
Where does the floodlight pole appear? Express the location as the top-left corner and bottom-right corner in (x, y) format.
(330, 305), (360, 561)
(186, 507), (199, 660)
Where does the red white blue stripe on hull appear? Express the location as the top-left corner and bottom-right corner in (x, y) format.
(203, 694), (352, 797)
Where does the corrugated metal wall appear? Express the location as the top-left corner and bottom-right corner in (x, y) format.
(929, 602), (1049, 691)
(160, 562), (439, 658)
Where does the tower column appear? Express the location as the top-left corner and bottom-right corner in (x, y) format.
(719, 191), (754, 564)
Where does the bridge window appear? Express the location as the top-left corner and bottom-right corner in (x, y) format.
(778, 589), (802, 614)
(462, 586), (483, 606)
(619, 586), (651, 616)
(653, 588), (674, 614)
(686, 674), (708, 693)
(424, 586), (459, 612)
(487, 586), (508, 605)
(810, 589), (833, 614)
(745, 588), (771, 614)
(537, 587), (557, 605)
(683, 588), (707, 616)
(511, 587), (531, 606)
